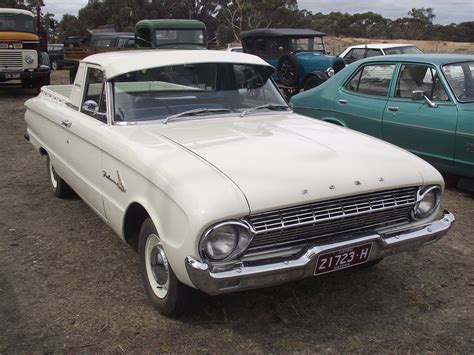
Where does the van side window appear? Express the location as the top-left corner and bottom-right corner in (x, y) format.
(345, 64), (395, 97)
(137, 28), (152, 48)
(81, 67), (107, 123)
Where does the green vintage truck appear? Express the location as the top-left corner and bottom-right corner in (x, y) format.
(65, 19), (207, 83)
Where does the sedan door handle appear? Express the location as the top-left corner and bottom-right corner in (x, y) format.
(387, 106), (399, 112)
(61, 120), (72, 128)
(338, 99), (348, 104)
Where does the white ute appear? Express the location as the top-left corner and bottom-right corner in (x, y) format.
(24, 50), (455, 316)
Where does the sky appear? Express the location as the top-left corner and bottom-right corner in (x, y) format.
(44, 0), (474, 25)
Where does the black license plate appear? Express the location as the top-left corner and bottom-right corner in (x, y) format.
(5, 73), (20, 79)
(314, 243), (372, 275)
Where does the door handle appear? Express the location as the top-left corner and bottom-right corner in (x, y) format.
(338, 99), (348, 104)
(61, 120), (72, 128)
(387, 106), (399, 112)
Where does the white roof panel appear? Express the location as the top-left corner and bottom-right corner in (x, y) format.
(83, 50), (272, 79)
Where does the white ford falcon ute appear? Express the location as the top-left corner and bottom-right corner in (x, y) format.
(24, 50), (455, 316)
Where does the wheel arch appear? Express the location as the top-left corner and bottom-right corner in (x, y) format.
(122, 202), (151, 251)
(321, 117), (347, 127)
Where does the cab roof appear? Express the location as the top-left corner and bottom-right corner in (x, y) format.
(241, 28), (326, 39)
(83, 49), (272, 79)
(0, 8), (35, 17)
(135, 19), (206, 30)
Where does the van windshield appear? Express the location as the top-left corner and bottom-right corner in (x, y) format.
(112, 62), (289, 123)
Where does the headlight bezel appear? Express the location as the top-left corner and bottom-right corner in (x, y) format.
(199, 220), (254, 262)
(326, 67), (335, 77)
(25, 55), (35, 64)
(411, 185), (442, 220)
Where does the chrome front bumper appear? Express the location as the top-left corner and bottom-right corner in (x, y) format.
(185, 211), (455, 295)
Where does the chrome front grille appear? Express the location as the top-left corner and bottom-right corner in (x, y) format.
(245, 186), (418, 251)
(0, 50), (23, 70)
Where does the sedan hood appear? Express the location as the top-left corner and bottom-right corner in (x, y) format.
(153, 114), (426, 213)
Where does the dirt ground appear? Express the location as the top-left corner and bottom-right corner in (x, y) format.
(0, 70), (473, 353)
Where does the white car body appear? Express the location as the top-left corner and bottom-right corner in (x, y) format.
(24, 50), (454, 312)
(339, 43), (423, 64)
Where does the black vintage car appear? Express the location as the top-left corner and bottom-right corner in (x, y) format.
(47, 44), (65, 70)
(240, 28), (345, 96)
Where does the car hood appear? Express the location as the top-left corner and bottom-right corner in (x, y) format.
(150, 114), (429, 213)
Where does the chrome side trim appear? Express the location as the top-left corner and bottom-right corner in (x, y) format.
(186, 211), (455, 295)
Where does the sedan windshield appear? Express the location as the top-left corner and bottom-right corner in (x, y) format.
(112, 62), (289, 123)
(442, 61), (474, 102)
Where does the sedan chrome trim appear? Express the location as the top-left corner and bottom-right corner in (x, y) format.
(186, 211), (455, 295)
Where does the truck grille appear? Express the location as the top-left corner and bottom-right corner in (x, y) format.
(0, 50), (23, 70)
(245, 186), (418, 252)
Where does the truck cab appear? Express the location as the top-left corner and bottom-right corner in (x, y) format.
(0, 8), (50, 89)
(135, 19), (206, 49)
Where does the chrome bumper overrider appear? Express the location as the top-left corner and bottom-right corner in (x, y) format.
(185, 211), (455, 295)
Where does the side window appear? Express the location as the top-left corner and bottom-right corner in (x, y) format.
(254, 38), (268, 56)
(346, 64), (395, 97)
(117, 38), (127, 48)
(136, 28), (152, 48)
(366, 49), (383, 58)
(82, 67), (107, 123)
(348, 48), (365, 60)
(396, 64), (449, 101)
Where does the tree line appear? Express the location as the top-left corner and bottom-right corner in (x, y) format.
(1, 0), (473, 44)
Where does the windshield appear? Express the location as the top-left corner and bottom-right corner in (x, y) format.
(0, 14), (35, 33)
(442, 61), (474, 103)
(112, 62), (288, 123)
(291, 37), (325, 52)
(154, 29), (205, 46)
(384, 46), (423, 55)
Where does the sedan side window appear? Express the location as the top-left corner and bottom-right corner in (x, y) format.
(81, 67), (107, 123)
(396, 64), (449, 101)
(346, 64), (395, 97)
(348, 48), (365, 60)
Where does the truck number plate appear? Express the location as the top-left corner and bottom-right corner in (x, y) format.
(5, 73), (20, 79)
(314, 243), (372, 275)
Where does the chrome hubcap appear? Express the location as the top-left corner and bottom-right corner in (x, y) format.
(145, 234), (169, 299)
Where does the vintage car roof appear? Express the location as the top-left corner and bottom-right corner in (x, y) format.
(0, 8), (35, 17)
(84, 50), (273, 79)
(357, 53), (474, 66)
(240, 28), (326, 39)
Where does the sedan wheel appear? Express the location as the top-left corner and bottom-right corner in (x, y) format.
(51, 61), (58, 70)
(144, 234), (170, 299)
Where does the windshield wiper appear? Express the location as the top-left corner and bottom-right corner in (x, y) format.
(163, 108), (232, 124)
(240, 104), (290, 117)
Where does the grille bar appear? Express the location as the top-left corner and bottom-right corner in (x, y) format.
(0, 51), (24, 69)
(245, 187), (417, 251)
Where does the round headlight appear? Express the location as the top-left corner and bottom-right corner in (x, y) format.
(201, 221), (253, 261)
(326, 67), (335, 77)
(412, 186), (441, 220)
(25, 55), (34, 64)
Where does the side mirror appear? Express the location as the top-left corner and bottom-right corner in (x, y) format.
(82, 100), (107, 121)
(82, 100), (99, 112)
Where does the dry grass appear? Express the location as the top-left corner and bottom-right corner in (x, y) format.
(324, 36), (474, 56)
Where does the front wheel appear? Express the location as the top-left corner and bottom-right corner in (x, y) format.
(51, 61), (58, 70)
(47, 156), (74, 198)
(139, 218), (193, 316)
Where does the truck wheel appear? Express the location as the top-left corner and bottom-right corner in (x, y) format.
(47, 156), (74, 198)
(277, 54), (299, 87)
(303, 76), (322, 91)
(139, 218), (193, 317)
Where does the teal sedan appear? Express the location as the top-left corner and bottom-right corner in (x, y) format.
(291, 54), (474, 178)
